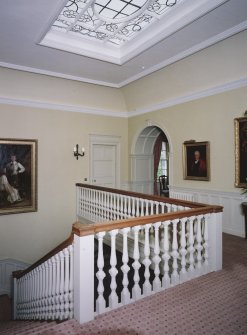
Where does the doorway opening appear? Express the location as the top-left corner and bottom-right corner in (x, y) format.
(131, 126), (170, 195)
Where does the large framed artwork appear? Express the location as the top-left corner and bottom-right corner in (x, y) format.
(0, 138), (37, 215)
(183, 141), (210, 181)
(235, 116), (247, 187)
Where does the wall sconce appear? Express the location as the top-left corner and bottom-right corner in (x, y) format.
(74, 144), (85, 160)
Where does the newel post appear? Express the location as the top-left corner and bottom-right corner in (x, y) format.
(208, 211), (223, 272)
(73, 228), (95, 324)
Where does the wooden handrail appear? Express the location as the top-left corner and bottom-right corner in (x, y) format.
(13, 233), (74, 279)
(73, 205), (223, 237)
(76, 183), (207, 208)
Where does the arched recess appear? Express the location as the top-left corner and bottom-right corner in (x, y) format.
(130, 123), (172, 195)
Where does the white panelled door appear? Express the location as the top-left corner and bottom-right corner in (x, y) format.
(91, 144), (117, 187)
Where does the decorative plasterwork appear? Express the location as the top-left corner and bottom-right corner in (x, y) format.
(1, 77), (246, 117)
(40, 0), (229, 64)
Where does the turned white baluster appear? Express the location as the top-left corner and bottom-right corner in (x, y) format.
(180, 218), (188, 283)
(51, 256), (57, 320)
(152, 222), (162, 291)
(109, 229), (119, 309)
(59, 250), (65, 319)
(132, 197), (136, 217)
(162, 221), (171, 288)
(166, 203), (172, 213)
(96, 232), (106, 313)
(188, 216), (195, 278)
(142, 224), (152, 295)
(47, 259), (53, 319)
(136, 198), (140, 217)
(145, 200), (149, 216)
(127, 197), (131, 217)
(106, 192), (110, 220)
(203, 214), (209, 274)
(195, 215), (203, 276)
(55, 253), (61, 319)
(120, 194), (124, 219)
(116, 194), (120, 220)
(121, 227), (131, 304)
(155, 201), (160, 214)
(124, 196), (128, 218)
(171, 219), (180, 285)
(112, 194), (116, 220)
(132, 225), (141, 300)
(44, 261), (49, 319)
(68, 244), (74, 319)
(63, 247), (70, 319)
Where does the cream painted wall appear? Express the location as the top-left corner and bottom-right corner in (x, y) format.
(122, 30), (247, 112)
(0, 68), (127, 113)
(0, 29), (247, 263)
(0, 104), (128, 263)
(128, 87), (247, 192)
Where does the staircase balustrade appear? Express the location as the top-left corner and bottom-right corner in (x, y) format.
(13, 184), (223, 326)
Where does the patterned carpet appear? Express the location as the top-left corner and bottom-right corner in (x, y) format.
(1, 233), (247, 335)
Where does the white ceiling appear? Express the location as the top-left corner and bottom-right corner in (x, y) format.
(0, 0), (246, 88)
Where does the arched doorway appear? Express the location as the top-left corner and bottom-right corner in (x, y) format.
(131, 125), (171, 195)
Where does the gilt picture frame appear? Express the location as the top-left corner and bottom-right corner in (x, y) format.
(183, 141), (210, 181)
(0, 138), (37, 215)
(234, 117), (247, 188)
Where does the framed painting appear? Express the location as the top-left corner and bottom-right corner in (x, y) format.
(183, 141), (210, 181)
(0, 138), (37, 215)
(235, 116), (247, 187)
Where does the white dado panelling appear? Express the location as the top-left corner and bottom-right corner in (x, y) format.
(0, 259), (29, 297)
(170, 186), (245, 238)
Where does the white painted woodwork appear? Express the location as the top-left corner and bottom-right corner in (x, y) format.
(96, 232), (106, 314)
(90, 135), (120, 188)
(162, 221), (171, 288)
(152, 222), (161, 292)
(171, 219), (179, 286)
(142, 224), (152, 295)
(109, 229), (119, 309)
(179, 218), (188, 283)
(0, 258), (30, 297)
(14, 186), (223, 325)
(73, 235), (94, 324)
(132, 225), (141, 300)
(121, 227), (131, 304)
(169, 186), (245, 238)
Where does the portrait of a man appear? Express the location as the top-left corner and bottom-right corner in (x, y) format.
(183, 141), (210, 181)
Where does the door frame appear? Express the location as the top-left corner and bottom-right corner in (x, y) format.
(89, 134), (121, 188)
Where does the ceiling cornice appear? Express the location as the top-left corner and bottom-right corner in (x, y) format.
(128, 77), (247, 117)
(1, 77), (246, 118)
(0, 62), (119, 88)
(0, 20), (246, 89)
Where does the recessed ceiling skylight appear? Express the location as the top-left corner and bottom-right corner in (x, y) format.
(40, 0), (220, 65)
(50, 0), (181, 46)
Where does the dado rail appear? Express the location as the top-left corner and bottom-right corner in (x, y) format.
(13, 184), (223, 325)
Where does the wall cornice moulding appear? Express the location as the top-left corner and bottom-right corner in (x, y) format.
(0, 96), (129, 118)
(0, 77), (246, 118)
(128, 77), (247, 117)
